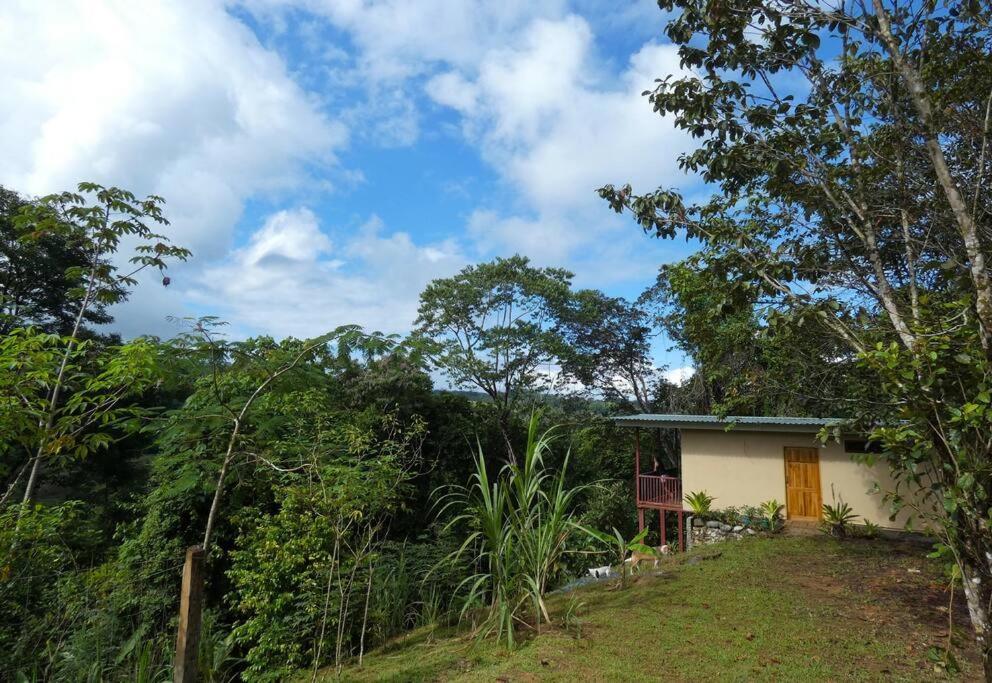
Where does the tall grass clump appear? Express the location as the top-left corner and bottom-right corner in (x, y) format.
(435, 414), (587, 647)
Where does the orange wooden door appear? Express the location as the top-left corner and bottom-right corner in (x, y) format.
(784, 447), (822, 520)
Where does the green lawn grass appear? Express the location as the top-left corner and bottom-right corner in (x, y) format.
(322, 535), (980, 682)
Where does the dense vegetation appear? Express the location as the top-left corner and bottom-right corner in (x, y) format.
(0, 179), (849, 680)
(2, 1), (990, 680)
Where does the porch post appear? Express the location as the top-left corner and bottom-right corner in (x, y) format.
(637, 508), (645, 534)
(634, 428), (641, 506)
(677, 511), (684, 552)
(660, 509), (666, 546)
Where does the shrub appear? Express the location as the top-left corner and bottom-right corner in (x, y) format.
(759, 499), (785, 532)
(684, 490), (715, 515)
(228, 458), (407, 681)
(821, 501), (858, 537)
(859, 520), (880, 539)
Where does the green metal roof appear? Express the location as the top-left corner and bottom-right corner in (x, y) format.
(612, 414), (846, 433)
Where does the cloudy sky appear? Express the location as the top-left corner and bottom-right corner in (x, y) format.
(0, 0), (700, 373)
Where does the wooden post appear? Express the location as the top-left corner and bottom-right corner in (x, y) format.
(677, 511), (684, 553)
(637, 508), (645, 534)
(174, 545), (205, 683)
(633, 428), (641, 505)
(660, 509), (666, 547)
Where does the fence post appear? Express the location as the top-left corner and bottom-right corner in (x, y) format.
(174, 545), (205, 683)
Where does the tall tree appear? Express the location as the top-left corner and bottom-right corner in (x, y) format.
(644, 261), (866, 417)
(3, 183), (189, 507)
(415, 255), (572, 462)
(0, 186), (121, 337)
(600, 1), (992, 675)
(557, 290), (662, 413)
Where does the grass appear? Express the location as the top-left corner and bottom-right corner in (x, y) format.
(315, 535), (982, 682)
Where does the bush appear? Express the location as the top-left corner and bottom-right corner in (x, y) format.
(821, 501), (858, 537)
(228, 459), (407, 681)
(684, 490), (715, 515)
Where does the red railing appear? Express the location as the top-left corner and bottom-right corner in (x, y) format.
(637, 474), (682, 508)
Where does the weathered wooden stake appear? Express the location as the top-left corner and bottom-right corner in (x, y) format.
(174, 545), (205, 683)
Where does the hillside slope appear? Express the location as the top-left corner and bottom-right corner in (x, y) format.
(322, 536), (980, 682)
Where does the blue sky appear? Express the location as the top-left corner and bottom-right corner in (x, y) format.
(0, 0), (702, 377)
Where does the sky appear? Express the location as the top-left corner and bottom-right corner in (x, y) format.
(0, 0), (701, 378)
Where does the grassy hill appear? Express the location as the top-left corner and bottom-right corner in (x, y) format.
(321, 535), (980, 682)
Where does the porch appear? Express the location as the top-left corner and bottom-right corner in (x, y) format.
(636, 473), (682, 510)
(629, 425), (687, 551)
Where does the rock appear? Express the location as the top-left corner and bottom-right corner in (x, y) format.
(732, 525), (744, 533)
(745, 528), (757, 535)
(706, 520), (721, 529)
(719, 523), (732, 532)
(693, 518), (704, 527)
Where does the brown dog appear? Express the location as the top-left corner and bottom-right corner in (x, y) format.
(629, 544), (671, 572)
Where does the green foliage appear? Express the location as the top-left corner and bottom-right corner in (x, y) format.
(860, 520), (880, 539)
(684, 490), (715, 515)
(0, 186), (117, 337)
(643, 262), (865, 416)
(0, 329), (162, 464)
(228, 457), (408, 681)
(2, 182), (189, 507)
(556, 290), (665, 412)
(436, 413), (587, 647)
(415, 256), (573, 460)
(821, 501), (858, 538)
(759, 499), (785, 532)
(0, 502), (99, 675)
(601, 0), (992, 671)
(576, 480), (635, 542)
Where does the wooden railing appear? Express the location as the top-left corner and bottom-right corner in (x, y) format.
(637, 474), (682, 508)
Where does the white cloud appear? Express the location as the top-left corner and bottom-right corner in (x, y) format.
(663, 366), (695, 386)
(430, 19), (690, 214)
(240, 208), (333, 265)
(1, 0), (697, 342)
(241, 0), (569, 81)
(0, 0), (350, 335)
(466, 210), (575, 264)
(190, 210), (466, 337)
(426, 16), (695, 280)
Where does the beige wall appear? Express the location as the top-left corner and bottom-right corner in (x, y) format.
(680, 429), (917, 530)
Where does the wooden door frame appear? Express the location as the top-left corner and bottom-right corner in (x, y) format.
(783, 446), (823, 521)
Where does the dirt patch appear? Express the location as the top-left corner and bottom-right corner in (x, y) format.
(781, 536), (982, 678)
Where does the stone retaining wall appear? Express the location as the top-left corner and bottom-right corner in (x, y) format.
(687, 516), (757, 549)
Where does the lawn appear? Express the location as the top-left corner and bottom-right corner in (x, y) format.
(322, 535), (981, 682)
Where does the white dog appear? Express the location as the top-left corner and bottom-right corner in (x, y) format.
(588, 565), (612, 579)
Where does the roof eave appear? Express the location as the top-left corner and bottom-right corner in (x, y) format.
(612, 415), (847, 434)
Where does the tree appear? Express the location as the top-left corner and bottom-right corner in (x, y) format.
(600, 1), (992, 674)
(415, 255), (572, 462)
(3, 183), (189, 508)
(557, 290), (663, 413)
(0, 186), (120, 337)
(0, 330), (163, 507)
(644, 261), (868, 417)
(556, 289), (684, 471)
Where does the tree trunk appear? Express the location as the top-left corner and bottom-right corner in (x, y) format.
(497, 413), (516, 466)
(959, 560), (992, 681)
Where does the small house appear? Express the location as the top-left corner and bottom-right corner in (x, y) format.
(615, 414), (915, 549)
